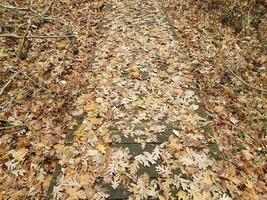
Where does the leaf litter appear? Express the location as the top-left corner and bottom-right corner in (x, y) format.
(0, 0), (266, 199)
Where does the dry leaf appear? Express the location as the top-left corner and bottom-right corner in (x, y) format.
(177, 191), (187, 200)
(65, 188), (87, 200)
(96, 144), (106, 154)
(12, 148), (28, 161)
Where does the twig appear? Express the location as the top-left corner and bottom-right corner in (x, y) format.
(0, 72), (19, 95)
(0, 125), (22, 130)
(0, 4), (29, 11)
(219, 55), (267, 94)
(13, 23), (28, 34)
(1, 3), (63, 24)
(42, 1), (53, 16)
(18, 18), (31, 59)
(0, 34), (74, 39)
(9, 67), (45, 89)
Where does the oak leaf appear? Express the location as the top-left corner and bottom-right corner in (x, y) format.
(12, 148), (28, 161)
(65, 188), (87, 200)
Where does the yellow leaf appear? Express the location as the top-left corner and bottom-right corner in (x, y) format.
(158, 195), (166, 200)
(12, 148), (28, 161)
(202, 173), (213, 185)
(243, 150), (253, 160)
(134, 98), (144, 106)
(96, 144), (106, 154)
(177, 191), (187, 200)
(131, 68), (140, 78)
(245, 179), (254, 189)
(60, 146), (74, 164)
(74, 130), (85, 141)
(84, 103), (98, 112)
(54, 144), (64, 153)
(89, 117), (103, 125)
(0, 47), (8, 60)
(214, 105), (224, 114)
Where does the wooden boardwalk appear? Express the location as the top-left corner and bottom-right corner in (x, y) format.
(47, 0), (219, 199)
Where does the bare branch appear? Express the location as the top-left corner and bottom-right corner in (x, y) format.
(0, 4), (29, 11)
(219, 55), (267, 94)
(18, 18), (32, 59)
(0, 34), (75, 39)
(0, 72), (19, 95)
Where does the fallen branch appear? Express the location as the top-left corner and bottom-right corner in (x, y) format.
(9, 67), (46, 89)
(0, 34), (75, 39)
(1, 3), (64, 24)
(0, 4), (29, 11)
(0, 125), (27, 131)
(0, 72), (19, 95)
(219, 55), (267, 94)
(18, 18), (31, 59)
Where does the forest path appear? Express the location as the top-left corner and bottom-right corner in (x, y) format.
(48, 0), (221, 199)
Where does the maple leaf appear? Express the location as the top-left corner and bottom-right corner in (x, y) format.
(65, 188), (87, 200)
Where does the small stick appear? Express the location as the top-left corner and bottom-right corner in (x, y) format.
(9, 67), (45, 89)
(1, 3), (63, 24)
(42, 1), (53, 15)
(219, 55), (267, 94)
(0, 125), (26, 131)
(13, 23), (28, 34)
(0, 34), (74, 39)
(0, 4), (29, 11)
(0, 72), (19, 95)
(18, 18), (31, 59)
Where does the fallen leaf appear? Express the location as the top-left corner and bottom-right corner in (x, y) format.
(0, 47), (8, 60)
(96, 144), (106, 154)
(245, 179), (254, 189)
(172, 129), (180, 137)
(12, 148), (28, 161)
(177, 191), (187, 200)
(65, 188), (87, 200)
(90, 117), (103, 125)
(84, 103), (98, 112)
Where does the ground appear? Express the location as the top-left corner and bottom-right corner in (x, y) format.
(0, 0), (266, 200)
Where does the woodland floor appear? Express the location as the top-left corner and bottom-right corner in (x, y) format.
(0, 0), (267, 200)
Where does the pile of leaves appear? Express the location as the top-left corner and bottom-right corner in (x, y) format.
(0, 0), (102, 198)
(165, 0), (267, 199)
(199, 0), (267, 36)
(1, 0), (266, 199)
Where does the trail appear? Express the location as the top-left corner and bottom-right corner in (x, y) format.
(49, 0), (222, 199)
